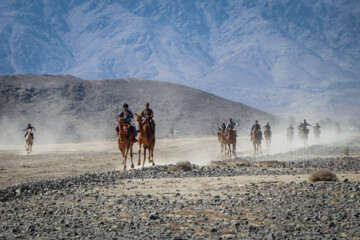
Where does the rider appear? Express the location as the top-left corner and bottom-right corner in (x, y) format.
(287, 124), (294, 135)
(138, 102), (155, 132)
(116, 103), (137, 142)
(250, 120), (262, 141)
(303, 119), (311, 128)
(23, 123), (36, 139)
(313, 123), (321, 131)
(226, 118), (238, 131)
(264, 122), (271, 136)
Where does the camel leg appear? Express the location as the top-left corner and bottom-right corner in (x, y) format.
(123, 154), (127, 171)
(147, 146), (151, 163)
(138, 143), (141, 166)
(233, 143), (236, 158)
(123, 147), (129, 171)
(228, 144), (231, 158)
(142, 146), (147, 168)
(151, 147), (155, 166)
(130, 145), (134, 169)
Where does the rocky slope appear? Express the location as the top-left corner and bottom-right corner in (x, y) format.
(0, 74), (276, 143)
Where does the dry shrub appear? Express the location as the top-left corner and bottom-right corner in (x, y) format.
(168, 161), (192, 172)
(344, 147), (349, 156)
(309, 169), (338, 182)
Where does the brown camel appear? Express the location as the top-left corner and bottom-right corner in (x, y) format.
(24, 129), (33, 155)
(313, 127), (321, 141)
(252, 129), (262, 156)
(136, 114), (155, 168)
(299, 126), (309, 147)
(220, 127), (236, 158)
(117, 117), (135, 170)
(219, 125), (227, 154)
(264, 130), (271, 148)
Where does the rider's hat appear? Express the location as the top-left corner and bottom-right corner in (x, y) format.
(123, 103), (129, 108)
(28, 123), (31, 127)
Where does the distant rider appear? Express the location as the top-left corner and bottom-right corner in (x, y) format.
(302, 119), (311, 128)
(116, 103), (137, 142)
(313, 123), (321, 131)
(23, 123), (36, 139)
(226, 118), (238, 131)
(264, 122), (271, 136)
(287, 124), (294, 135)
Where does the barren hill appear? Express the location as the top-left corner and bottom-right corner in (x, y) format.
(0, 75), (276, 143)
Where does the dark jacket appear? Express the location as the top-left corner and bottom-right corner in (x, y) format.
(139, 108), (154, 119)
(23, 126), (36, 132)
(251, 124), (261, 133)
(118, 110), (134, 122)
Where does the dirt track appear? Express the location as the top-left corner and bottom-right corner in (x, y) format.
(0, 136), (225, 188)
(0, 134), (359, 188)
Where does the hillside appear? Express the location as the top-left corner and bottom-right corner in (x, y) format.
(0, 75), (276, 143)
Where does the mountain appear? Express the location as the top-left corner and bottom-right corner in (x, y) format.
(0, 75), (277, 144)
(0, 0), (359, 118)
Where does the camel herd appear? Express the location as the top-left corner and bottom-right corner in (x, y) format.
(218, 123), (326, 157)
(217, 125), (264, 157)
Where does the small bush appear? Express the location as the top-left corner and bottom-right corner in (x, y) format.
(309, 169), (338, 182)
(344, 147), (349, 156)
(168, 161), (192, 172)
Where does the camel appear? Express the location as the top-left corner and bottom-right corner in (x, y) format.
(287, 128), (294, 147)
(264, 130), (271, 148)
(313, 127), (321, 141)
(299, 126), (309, 147)
(225, 127), (236, 158)
(218, 125), (227, 154)
(136, 114), (155, 168)
(252, 129), (262, 156)
(117, 117), (135, 170)
(220, 127), (236, 158)
(24, 129), (33, 155)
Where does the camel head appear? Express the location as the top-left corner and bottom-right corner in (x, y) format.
(117, 117), (125, 125)
(135, 114), (142, 123)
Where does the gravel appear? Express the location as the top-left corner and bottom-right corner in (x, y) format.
(1, 145), (360, 239)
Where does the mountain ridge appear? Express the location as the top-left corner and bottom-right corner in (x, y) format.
(0, 0), (359, 117)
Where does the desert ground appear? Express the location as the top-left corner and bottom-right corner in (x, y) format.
(1, 133), (360, 239)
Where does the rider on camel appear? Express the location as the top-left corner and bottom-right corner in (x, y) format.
(264, 122), (271, 136)
(298, 119), (311, 135)
(24, 123), (36, 139)
(299, 119), (311, 128)
(116, 103), (137, 142)
(250, 120), (262, 141)
(287, 124), (294, 135)
(138, 102), (155, 132)
(313, 123), (321, 131)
